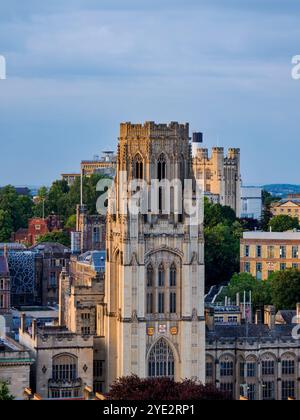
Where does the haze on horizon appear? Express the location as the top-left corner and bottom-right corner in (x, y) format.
(0, 0), (299, 186)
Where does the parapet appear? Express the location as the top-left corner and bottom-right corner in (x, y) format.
(119, 121), (190, 139)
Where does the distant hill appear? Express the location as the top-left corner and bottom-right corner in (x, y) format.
(262, 184), (300, 198)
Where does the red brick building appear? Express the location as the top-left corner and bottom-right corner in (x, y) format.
(12, 215), (62, 246)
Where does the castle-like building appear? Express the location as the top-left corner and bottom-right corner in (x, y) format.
(192, 134), (241, 215)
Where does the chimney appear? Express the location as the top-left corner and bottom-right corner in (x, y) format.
(20, 313), (26, 333)
(296, 303), (300, 324)
(31, 319), (37, 339)
(264, 305), (276, 330)
(205, 307), (215, 331)
(255, 309), (262, 325)
(3, 244), (8, 259)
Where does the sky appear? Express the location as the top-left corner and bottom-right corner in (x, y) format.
(0, 0), (299, 186)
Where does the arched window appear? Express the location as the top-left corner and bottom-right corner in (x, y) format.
(158, 154), (166, 181)
(134, 155), (143, 180)
(147, 265), (154, 287)
(170, 264), (176, 287)
(158, 263), (165, 287)
(148, 339), (175, 379)
(52, 354), (77, 382)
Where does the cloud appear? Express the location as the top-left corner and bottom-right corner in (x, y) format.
(0, 0), (299, 185)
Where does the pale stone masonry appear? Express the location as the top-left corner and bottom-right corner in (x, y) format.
(105, 122), (206, 386)
(193, 146), (242, 215)
(0, 336), (32, 400)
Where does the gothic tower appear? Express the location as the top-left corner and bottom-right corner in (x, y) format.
(104, 121), (205, 388)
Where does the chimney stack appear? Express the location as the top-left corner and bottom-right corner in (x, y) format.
(20, 313), (26, 333)
(264, 305), (276, 330)
(255, 309), (262, 325)
(31, 319), (37, 339)
(296, 303), (300, 324)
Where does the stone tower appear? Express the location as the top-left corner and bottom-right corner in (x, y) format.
(193, 146), (241, 215)
(104, 122), (205, 388)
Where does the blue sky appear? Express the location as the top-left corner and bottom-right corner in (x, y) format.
(0, 0), (299, 186)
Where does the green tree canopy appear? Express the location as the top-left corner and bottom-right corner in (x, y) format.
(220, 272), (272, 309)
(268, 215), (299, 232)
(0, 209), (14, 242)
(0, 186), (34, 238)
(37, 231), (71, 248)
(65, 214), (77, 229)
(205, 223), (240, 287)
(204, 198), (236, 228)
(269, 269), (300, 310)
(0, 381), (14, 400)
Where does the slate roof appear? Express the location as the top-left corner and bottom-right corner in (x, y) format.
(206, 324), (296, 341)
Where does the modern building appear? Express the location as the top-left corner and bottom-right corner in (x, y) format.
(206, 303), (300, 400)
(105, 121), (205, 387)
(192, 136), (242, 215)
(61, 151), (116, 186)
(81, 151), (116, 178)
(7, 251), (43, 307)
(240, 231), (300, 280)
(240, 186), (262, 220)
(271, 194), (300, 222)
(0, 336), (32, 400)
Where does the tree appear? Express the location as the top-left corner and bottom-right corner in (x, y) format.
(261, 190), (280, 231)
(220, 273), (272, 309)
(204, 199), (236, 228)
(65, 214), (77, 230)
(268, 215), (299, 232)
(0, 209), (13, 242)
(204, 223), (240, 288)
(37, 231), (71, 248)
(269, 269), (300, 310)
(0, 185), (34, 234)
(106, 375), (231, 401)
(0, 381), (14, 400)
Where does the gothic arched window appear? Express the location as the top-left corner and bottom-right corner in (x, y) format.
(147, 264), (154, 287)
(170, 264), (177, 287)
(148, 339), (175, 379)
(52, 354), (77, 382)
(134, 154), (144, 180)
(158, 263), (165, 287)
(157, 154), (166, 181)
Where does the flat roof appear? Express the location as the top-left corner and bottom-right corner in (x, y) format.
(243, 231), (300, 240)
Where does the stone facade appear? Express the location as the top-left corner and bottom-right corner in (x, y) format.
(105, 122), (205, 387)
(76, 205), (106, 253)
(31, 242), (71, 306)
(193, 146), (241, 215)
(18, 316), (94, 399)
(206, 304), (300, 400)
(0, 336), (32, 400)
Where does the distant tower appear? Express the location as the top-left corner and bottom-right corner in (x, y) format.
(104, 122), (205, 388)
(193, 144), (241, 215)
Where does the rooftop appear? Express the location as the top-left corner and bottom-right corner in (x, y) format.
(31, 242), (70, 254)
(78, 250), (106, 272)
(243, 231), (300, 240)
